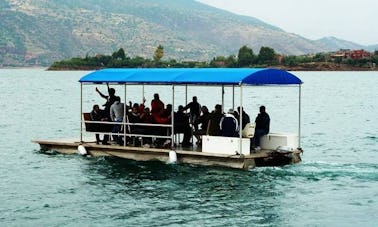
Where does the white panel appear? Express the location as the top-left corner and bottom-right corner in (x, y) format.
(202, 135), (250, 155)
(260, 133), (298, 150)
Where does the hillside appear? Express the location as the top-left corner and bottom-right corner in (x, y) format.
(0, 0), (372, 67)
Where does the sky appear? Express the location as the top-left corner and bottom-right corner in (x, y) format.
(197, 0), (378, 45)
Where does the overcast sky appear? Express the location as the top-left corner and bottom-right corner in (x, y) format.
(197, 0), (378, 45)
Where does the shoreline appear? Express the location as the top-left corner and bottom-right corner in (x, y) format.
(1, 63), (377, 72)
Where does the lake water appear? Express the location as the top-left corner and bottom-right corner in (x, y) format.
(0, 69), (377, 226)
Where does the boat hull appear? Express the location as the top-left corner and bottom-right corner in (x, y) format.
(34, 138), (301, 170)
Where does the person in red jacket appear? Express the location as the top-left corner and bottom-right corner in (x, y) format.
(151, 93), (164, 114)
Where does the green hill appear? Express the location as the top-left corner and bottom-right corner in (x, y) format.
(0, 0), (367, 67)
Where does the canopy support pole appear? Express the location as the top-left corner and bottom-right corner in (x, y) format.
(239, 84), (243, 155)
(142, 84), (145, 100)
(298, 84), (302, 148)
(171, 85), (175, 148)
(124, 84), (127, 147)
(221, 85), (225, 112)
(232, 85), (235, 109)
(80, 83), (83, 142)
(185, 85), (188, 106)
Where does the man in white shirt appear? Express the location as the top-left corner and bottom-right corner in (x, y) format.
(110, 96), (125, 145)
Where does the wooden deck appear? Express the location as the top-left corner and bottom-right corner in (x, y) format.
(33, 138), (302, 169)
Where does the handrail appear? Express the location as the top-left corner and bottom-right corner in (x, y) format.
(82, 119), (174, 143)
(83, 120), (173, 128)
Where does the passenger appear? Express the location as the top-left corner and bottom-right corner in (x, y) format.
(140, 107), (153, 125)
(174, 105), (192, 147)
(183, 96), (201, 131)
(140, 107), (154, 145)
(127, 105), (142, 131)
(152, 104), (172, 124)
(220, 109), (239, 137)
(110, 96), (125, 145)
(90, 104), (110, 145)
(151, 93), (164, 114)
(138, 97), (147, 114)
(237, 106), (250, 130)
(207, 104), (223, 136)
(95, 83), (116, 119)
(193, 106), (211, 145)
(252, 105), (270, 150)
(152, 104), (172, 148)
(126, 104), (146, 146)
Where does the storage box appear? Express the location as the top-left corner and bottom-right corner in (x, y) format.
(260, 133), (298, 150)
(202, 135), (250, 155)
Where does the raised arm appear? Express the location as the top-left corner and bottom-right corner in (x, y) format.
(95, 87), (107, 99)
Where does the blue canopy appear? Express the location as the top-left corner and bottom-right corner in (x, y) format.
(79, 68), (302, 85)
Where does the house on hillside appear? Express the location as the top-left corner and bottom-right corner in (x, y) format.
(331, 49), (371, 60)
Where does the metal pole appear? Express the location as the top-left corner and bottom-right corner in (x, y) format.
(239, 84), (243, 155)
(298, 84), (302, 148)
(232, 85), (235, 109)
(80, 83), (83, 142)
(221, 85), (225, 112)
(124, 84), (127, 147)
(185, 85), (188, 106)
(171, 85), (175, 148)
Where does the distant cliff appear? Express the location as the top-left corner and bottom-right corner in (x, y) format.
(0, 0), (371, 67)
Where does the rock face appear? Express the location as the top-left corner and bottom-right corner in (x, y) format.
(0, 0), (367, 67)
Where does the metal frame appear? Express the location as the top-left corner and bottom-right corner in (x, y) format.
(79, 82), (303, 154)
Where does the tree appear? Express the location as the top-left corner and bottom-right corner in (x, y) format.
(237, 45), (255, 67)
(112, 48), (126, 60)
(257, 46), (276, 64)
(153, 45), (164, 62)
(226, 55), (237, 67)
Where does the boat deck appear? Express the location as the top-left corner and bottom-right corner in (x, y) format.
(33, 137), (302, 169)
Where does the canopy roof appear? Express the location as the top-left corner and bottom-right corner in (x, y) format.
(79, 68), (302, 85)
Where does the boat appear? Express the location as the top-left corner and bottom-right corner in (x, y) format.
(33, 68), (303, 169)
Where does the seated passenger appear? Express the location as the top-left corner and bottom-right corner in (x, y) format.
(193, 106), (210, 145)
(237, 106), (251, 130)
(252, 105), (270, 150)
(174, 105), (192, 147)
(207, 104), (223, 136)
(127, 105), (144, 133)
(90, 104), (110, 144)
(219, 109), (239, 137)
(152, 104), (172, 124)
(152, 104), (172, 147)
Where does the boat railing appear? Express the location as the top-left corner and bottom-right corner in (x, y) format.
(82, 119), (174, 143)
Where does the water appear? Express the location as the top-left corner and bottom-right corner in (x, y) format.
(0, 69), (377, 226)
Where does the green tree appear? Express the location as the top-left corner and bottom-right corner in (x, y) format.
(237, 45), (255, 67)
(257, 46), (276, 64)
(313, 53), (326, 62)
(112, 48), (126, 60)
(153, 45), (164, 62)
(226, 55), (237, 67)
(282, 56), (298, 67)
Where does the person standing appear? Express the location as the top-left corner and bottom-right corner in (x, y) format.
(183, 96), (201, 131)
(110, 96), (125, 145)
(253, 105), (270, 150)
(151, 93), (164, 115)
(96, 83), (116, 119)
(193, 106), (211, 145)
